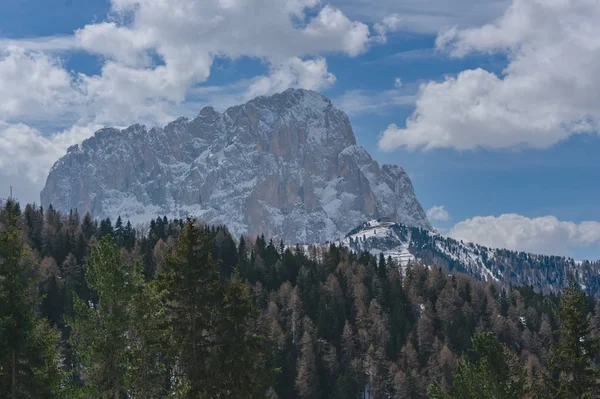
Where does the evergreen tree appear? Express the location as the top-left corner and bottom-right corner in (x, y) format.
(126, 274), (170, 398)
(68, 236), (163, 398)
(81, 212), (96, 240)
(202, 272), (273, 397)
(123, 221), (135, 250)
(114, 216), (123, 247)
(159, 219), (271, 398)
(0, 200), (63, 398)
(428, 331), (526, 399)
(545, 274), (600, 398)
(97, 218), (113, 239)
(378, 253), (387, 279)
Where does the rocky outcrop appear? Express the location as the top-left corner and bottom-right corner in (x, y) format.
(41, 89), (432, 243)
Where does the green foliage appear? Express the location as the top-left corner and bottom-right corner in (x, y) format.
(0, 200), (63, 398)
(428, 332), (526, 399)
(545, 274), (600, 399)
(68, 236), (166, 398)
(159, 220), (272, 398)
(7, 203), (600, 399)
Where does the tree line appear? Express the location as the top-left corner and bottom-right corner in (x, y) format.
(2, 200), (600, 398)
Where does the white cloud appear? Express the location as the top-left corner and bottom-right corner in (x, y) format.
(245, 57), (336, 100)
(335, 88), (415, 115)
(0, 123), (99, 183)
(1, 0), (383, 124)
(1, 0), (398, 196)
(0, 36), (77, 52)
(448, 214), (600, 257)
(427, 205), (450, 222)
(0, 47), (81, 122)
(378, 0), (600, 152)
(75, 22), (155, 68)
(333, 0), (509, 34)
(372, 13), (402, 43)
(394, 77), (402, 88)
(302, 5), (372, 56)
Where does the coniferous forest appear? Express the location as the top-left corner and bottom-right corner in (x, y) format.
(3, 199), (600, 398)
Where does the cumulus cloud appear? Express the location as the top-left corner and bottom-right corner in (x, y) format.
(427, 205), (450, 222)
(73, 0), (371, 126)
(372, 14), (402, 43)
(378, 0), (600, 151)
(1, 0), (397, 195)
(0, 123), (100, 183)
(245, 57), (336, 100)
(0, 47), (81, 122)
(448, 214), (600, 257)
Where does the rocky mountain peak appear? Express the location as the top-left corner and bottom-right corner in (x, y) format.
(41, 89), (432, 243)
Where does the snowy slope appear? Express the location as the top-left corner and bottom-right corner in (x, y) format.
(338, 220), (415, 268)
(41, 89), (432, 244)
(335, 219), (600, 296)
(337, 219), (507, 281)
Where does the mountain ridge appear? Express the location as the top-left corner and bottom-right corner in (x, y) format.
(337, 219), (600, 296)
(41, 88), (432, 243)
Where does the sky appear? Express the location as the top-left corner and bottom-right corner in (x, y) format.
(1, 0), (600, 259)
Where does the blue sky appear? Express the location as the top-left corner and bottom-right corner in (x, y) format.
(2, 0), (600, 259)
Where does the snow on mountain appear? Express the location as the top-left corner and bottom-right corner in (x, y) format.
(336, 219), (600, 296)
(41, 89), (432, 244)
(338, 220), (416, 269)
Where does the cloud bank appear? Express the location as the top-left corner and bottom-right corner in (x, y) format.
(0, 0), (400, 199)
(448, 213), (600, 257)
(379, 0), (600, 151)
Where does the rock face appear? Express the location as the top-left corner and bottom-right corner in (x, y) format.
(41, 89), (432, 243)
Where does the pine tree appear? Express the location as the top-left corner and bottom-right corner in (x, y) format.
(123, 221), (135, 250)
(0, 200), (63, 398)
(428, 331), (526, 399)
(81, 212), (96, 240)
(67, 236), (163, 398)
(126, 274), (170, 398)
(545, 274), (600, 398)
(114, 216), (123, 247)
(159, 219), (271, 398)
(378, 253), (387, 279)
(97, 218), (113, 239)
(202, 272), (272, 397)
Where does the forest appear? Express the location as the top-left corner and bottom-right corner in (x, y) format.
(2, 199), (600, 398)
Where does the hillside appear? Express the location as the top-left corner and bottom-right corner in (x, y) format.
(338, 219), (600, 296)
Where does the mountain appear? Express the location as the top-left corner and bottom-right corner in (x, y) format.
(41, 89), (431, 243)
(338, 219), (600, 296)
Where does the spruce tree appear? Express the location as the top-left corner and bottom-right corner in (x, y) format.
(378, 252), (387, 279)
(428, 331), (526, 399)
(114, 216), (123, 247)
(545, 274), (600, 398)
(0, 200), (63, 398)
(68, 236), (165, 398)
(159, 219), (271, 398)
